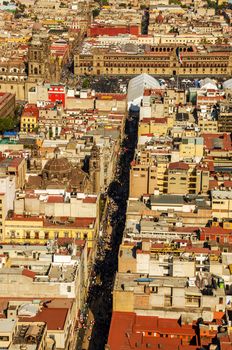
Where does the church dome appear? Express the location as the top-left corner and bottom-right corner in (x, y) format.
(43, 157), (72, 180)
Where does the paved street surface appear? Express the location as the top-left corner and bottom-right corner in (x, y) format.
(81, 310), (95, 350)
(85, 109), (139, 350)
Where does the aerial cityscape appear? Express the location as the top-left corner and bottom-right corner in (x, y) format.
(0, 0), (232, 349)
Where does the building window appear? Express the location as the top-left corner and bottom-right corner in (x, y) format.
(0, 336), (9, 341)
(10, 231), (16, 239)
(164, 296), (172, 307)
(44, 232), (49, 240)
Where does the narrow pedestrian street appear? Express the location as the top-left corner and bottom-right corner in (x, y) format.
(86, 109), (139, 350)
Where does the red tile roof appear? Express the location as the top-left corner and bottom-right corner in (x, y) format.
(173, 227), (198, 233)
(151, 117), (167, 124)
(143, 89), (164, 96)
(107, 312), (200, 350)
(213, 311), (225, 320)
(141, 118), (152, 123)
(20, 307), (69, 330)
(47, 195), (64, 203)
(201, 227), (232, 234)
(22, 269), (36, 279)
(209, 179), (218, 190)
(196, 161), (214, 172)
(223, 180), (232, 188)
(169, 162), (189, 170)
(197, 95), (224, 101)
(74, 217), (95, 227)
(96, 93), (126, 101)
(219, 334), (232, 350)
(22, 104), (39, 118)
(8, 215), (43, 222)
(202, 133), (232, 151)
(82, 197), (97, 204)
(140, 133), (154, 137)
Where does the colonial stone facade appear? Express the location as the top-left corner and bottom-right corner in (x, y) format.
(0, 60), (27, 100)
(74, 45), (232, 77)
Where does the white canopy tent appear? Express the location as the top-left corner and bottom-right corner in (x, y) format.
(127, 73), (161, 109)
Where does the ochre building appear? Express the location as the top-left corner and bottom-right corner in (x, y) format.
(74, 44), (232, 76)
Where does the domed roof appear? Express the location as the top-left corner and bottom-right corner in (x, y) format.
(70, 168), (89, 189)
(43, 157), (72, 175)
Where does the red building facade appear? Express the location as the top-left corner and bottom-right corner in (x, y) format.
(89, 24), (140, 37)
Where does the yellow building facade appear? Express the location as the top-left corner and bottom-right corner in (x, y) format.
(199, 120), (218, 133)
(138, 119), (168, 137)
(3, 216), (97, 248)
(212, 192), (232, 219)
(179, 137), (204, 160)
(20, 114), (38, 133)
(129, 158), (211, 198)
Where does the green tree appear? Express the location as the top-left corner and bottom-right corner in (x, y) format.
(82, 78), (90, 89)
(206, 0), (217, 9)
(92, 8), (100, 18)
(0, 116), (17, 133)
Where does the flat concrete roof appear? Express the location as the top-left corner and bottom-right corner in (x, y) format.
(0, 318), (16, 333)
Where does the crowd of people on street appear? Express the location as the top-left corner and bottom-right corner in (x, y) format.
(86, 110), (139, 350)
